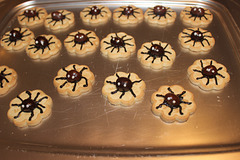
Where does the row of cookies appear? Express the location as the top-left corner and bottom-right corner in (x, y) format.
(17, 5), (213, 29)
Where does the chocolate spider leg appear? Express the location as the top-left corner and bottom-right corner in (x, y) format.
(184, 39), (192, 44)
(132, 79), (142, 84)
(167, 87), (174, 94)
(116, 73), (120, 78)
(181, 101), (192, 105)
(122, 46), (127, 52)
(125, 42), (134, 46)
(156, 102), (164, 109)
(178, 91), (186, 97)
(72, 82), (77, 91)
(164, 50), (172, 54)
(103, 40), (111, 45)
(28, 111), (34, 121)
(129, 88), (136, 97)
(163, 55), (170, 61)
(36, 96), (48, 104)
(37, 103), (46, 109)
(168, 107), (174, 115)
(203, 38), (210, 46)
(127, 73), (131, 79)
(200, 60), (204, 68)
(166, 13), (172, 17)
(62, 67), (68, 73)
(145, 55), (151, 61)
(64, 39), (74, 43)
(111, 89), (119, 95)
(81, 77), (88, 87)
(34, 92), (40, 101)
(119, 91), (125, 99)
(55, 77), (67, 80)
(178, 106), (184, 115)
(193, 69), (202, 73)
(26, 90), (32, 99)
(14, 110), (23, 119)
(36, 106), (44, 113)
(60, 81), (68, 88)
(106, 80), (116, 85)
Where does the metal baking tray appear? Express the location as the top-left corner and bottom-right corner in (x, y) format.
(0, 0), (240, 157)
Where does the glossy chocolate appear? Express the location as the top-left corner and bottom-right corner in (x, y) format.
(202, 65), (218, 78)
(35, 36), (49, 49)
(21, 98), (37, 112)
(190, 7), (205, 17)
(116, 77), (133, 92)
(191, 31), (204, 42)
(164, 93), (181, 107)
(111, 37), (124, 47)
(24, 9), (37, 18)
(9, 30), (22, 42)
(123, 6), (134, 15)
(90, 6), (101, 15)
(51, 11), (65, 21)
(150, 44), (164, 57)
(153, 5), (167, 16)
(74, 33), (89, 44)
(66, 70), (81, 83)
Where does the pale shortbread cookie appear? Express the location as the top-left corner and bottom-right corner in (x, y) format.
(54, 64), (95, 97)
(64, 29), (99, 55)
(44, 10), (75, 31)
(151, 85), (196, 123)
(80, 5), (112, 25)
(178, 28), (215, 52)
(1, 27), (34, 51)
(113, 5), (143, 25)
(137, 40), (176, 70)
(100, 32), (136, 60)
(26, 34), (62, 60)
(188, 59), (230, 91)
(0, 65), (17, 95)
(18, 7), (48, 27)
(180, 6), (213, 27)
(102, 72), (146, 106)
(144, 5), (177, 26)
(7, 90), (53, 128)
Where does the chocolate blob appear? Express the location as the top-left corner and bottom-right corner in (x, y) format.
(123, 6), (134, 15)
(24, 9), (37, 18)
(164, 93), (181, 107)
(9, 30), (22, 42)
(35, 36), (49, 49)
(150, 44), (165, 57)
(51, 11), (65, 21)
(74, 33), (89, 44)
(202, 65), (218, 78)
(191, 31), (204, 42)
(66, 70), (81, 83)
(90, 6), (101, 15)
(190, 7), (205, 17)
(153, 5), (167, 16)
(21, 98), (37, 112)
(116, 77), (133, 92)
(111, 37), (124, 47)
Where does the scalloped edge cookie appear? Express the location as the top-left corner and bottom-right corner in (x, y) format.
(0, 65), (17, 95)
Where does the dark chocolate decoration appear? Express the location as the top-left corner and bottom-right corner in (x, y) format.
(0, 68), (11, 88)
(164, 93), (181, 107)
(0, 74), (3, 82)
(35, 36), (49, 49)
(153, 5), (167, 16)
(191, 31), (204, 42)
(74, 33), (89, 44)
(90, 6), (101, 15)
(21, 98), (38, 112)
(111, 37), (124, 47)
(66, 70), (82, 83)
(150, 44), (165, 57)
(24, 9), (37, 18)
(190, 7), (205, 17)
(116, 77), (133, 92)
(123, 6), (134, 15)
(51, 11), (65, 21)
(202, 65), (218, 78)
(9, 30), (22, 42)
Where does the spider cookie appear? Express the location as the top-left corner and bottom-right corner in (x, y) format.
(64, 29), (99, 55)
(18, 7), (48, 27)
(80, 5), (111, 25)
(137, 40), (176, 70)
(44, 10), (75, 31)
(178, 28), (215, 52)
(102, 72), (146, 106)
(144, 5), (177, 26)
(151, 85), (196, 123)
(54, 64), (95, 97)
(0, 66), (17, 95)
(113, 5), (143, 25)
(100, 32), (136, 60)
(26, 34), (61, 60)
(180, 6), (213, 27)
(7, 90), (53, 128)
(188, 59), (230, 91)
(1, 27), (34, 51)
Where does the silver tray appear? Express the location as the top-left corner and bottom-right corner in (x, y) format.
(0, 0), (240, 157)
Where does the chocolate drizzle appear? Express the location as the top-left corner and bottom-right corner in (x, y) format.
(0, 68), (11, 88)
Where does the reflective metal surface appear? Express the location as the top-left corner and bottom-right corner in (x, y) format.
(0, 0), (240, 159)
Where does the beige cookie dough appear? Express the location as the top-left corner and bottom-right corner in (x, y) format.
(102, 72), (146, 106)
(137, 40), (176, 70)
(113, 5), (143, 25)
(144, 5), (176, 26)
(151, 85), (196, 123)
(54, 64), (95, 97)
(0, 65), (17, 95)
(44, 10), (75, 31)
(80, 5), (111, 25)
(180, 6), (213, 27)
(100, 32), (136, 60)
(18, 7), (48, 27)
(188, 59), (230, 91)
(7, 90), (53, 128)
(26, 34), (61, 60)
(1, 27), (34, 51)
(178, 28), (215, 52)
(64, 29), (99, 55)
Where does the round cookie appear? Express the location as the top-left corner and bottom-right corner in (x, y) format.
(102, 72), (146, 106)
(178, 28), (215, 52)
(137, 40), (176, 70)
(64, 29), (99, 56)
(54, 64), (95, 97)
(144, 5), (177, 26)
(18, 7), (48, 27)
(7, 90), (53, 128)
(151, 85), (196, 123)
(26, 34), (62, 60)
(113, 5), (143, 25)
(187, 59), (230, 91)
(180, 6), (213, 27)
(100, 32), (136, 60)
(80, 5), (112, 25)
(44, 10), (75, 31)
(0, 65), (17, 95)
(1, 27), (34, 51)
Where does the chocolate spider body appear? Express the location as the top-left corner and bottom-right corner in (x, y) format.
(0, 68), (11, 88)
(82, 6), (107, 19)
(115, 6), (140, 19)
(106, 73), (142, 99)
(65, 31), (96, 49)
(147, 6), (174, 20)
(193, 60), (225, 85)
(28, 36), (55, 54)
(156, 87), (192, 115)
(11, 91), (48, 121)
(141, 42), (172, 63)
(46, 10), (71, 26)
(55, 65), (88, 92)
(103, 33), (134, 53)
(1, 28), (32, 46)
(19, 8), (45, 22)
(182, 28), (212, 47)
(183, 7), (211, 21)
